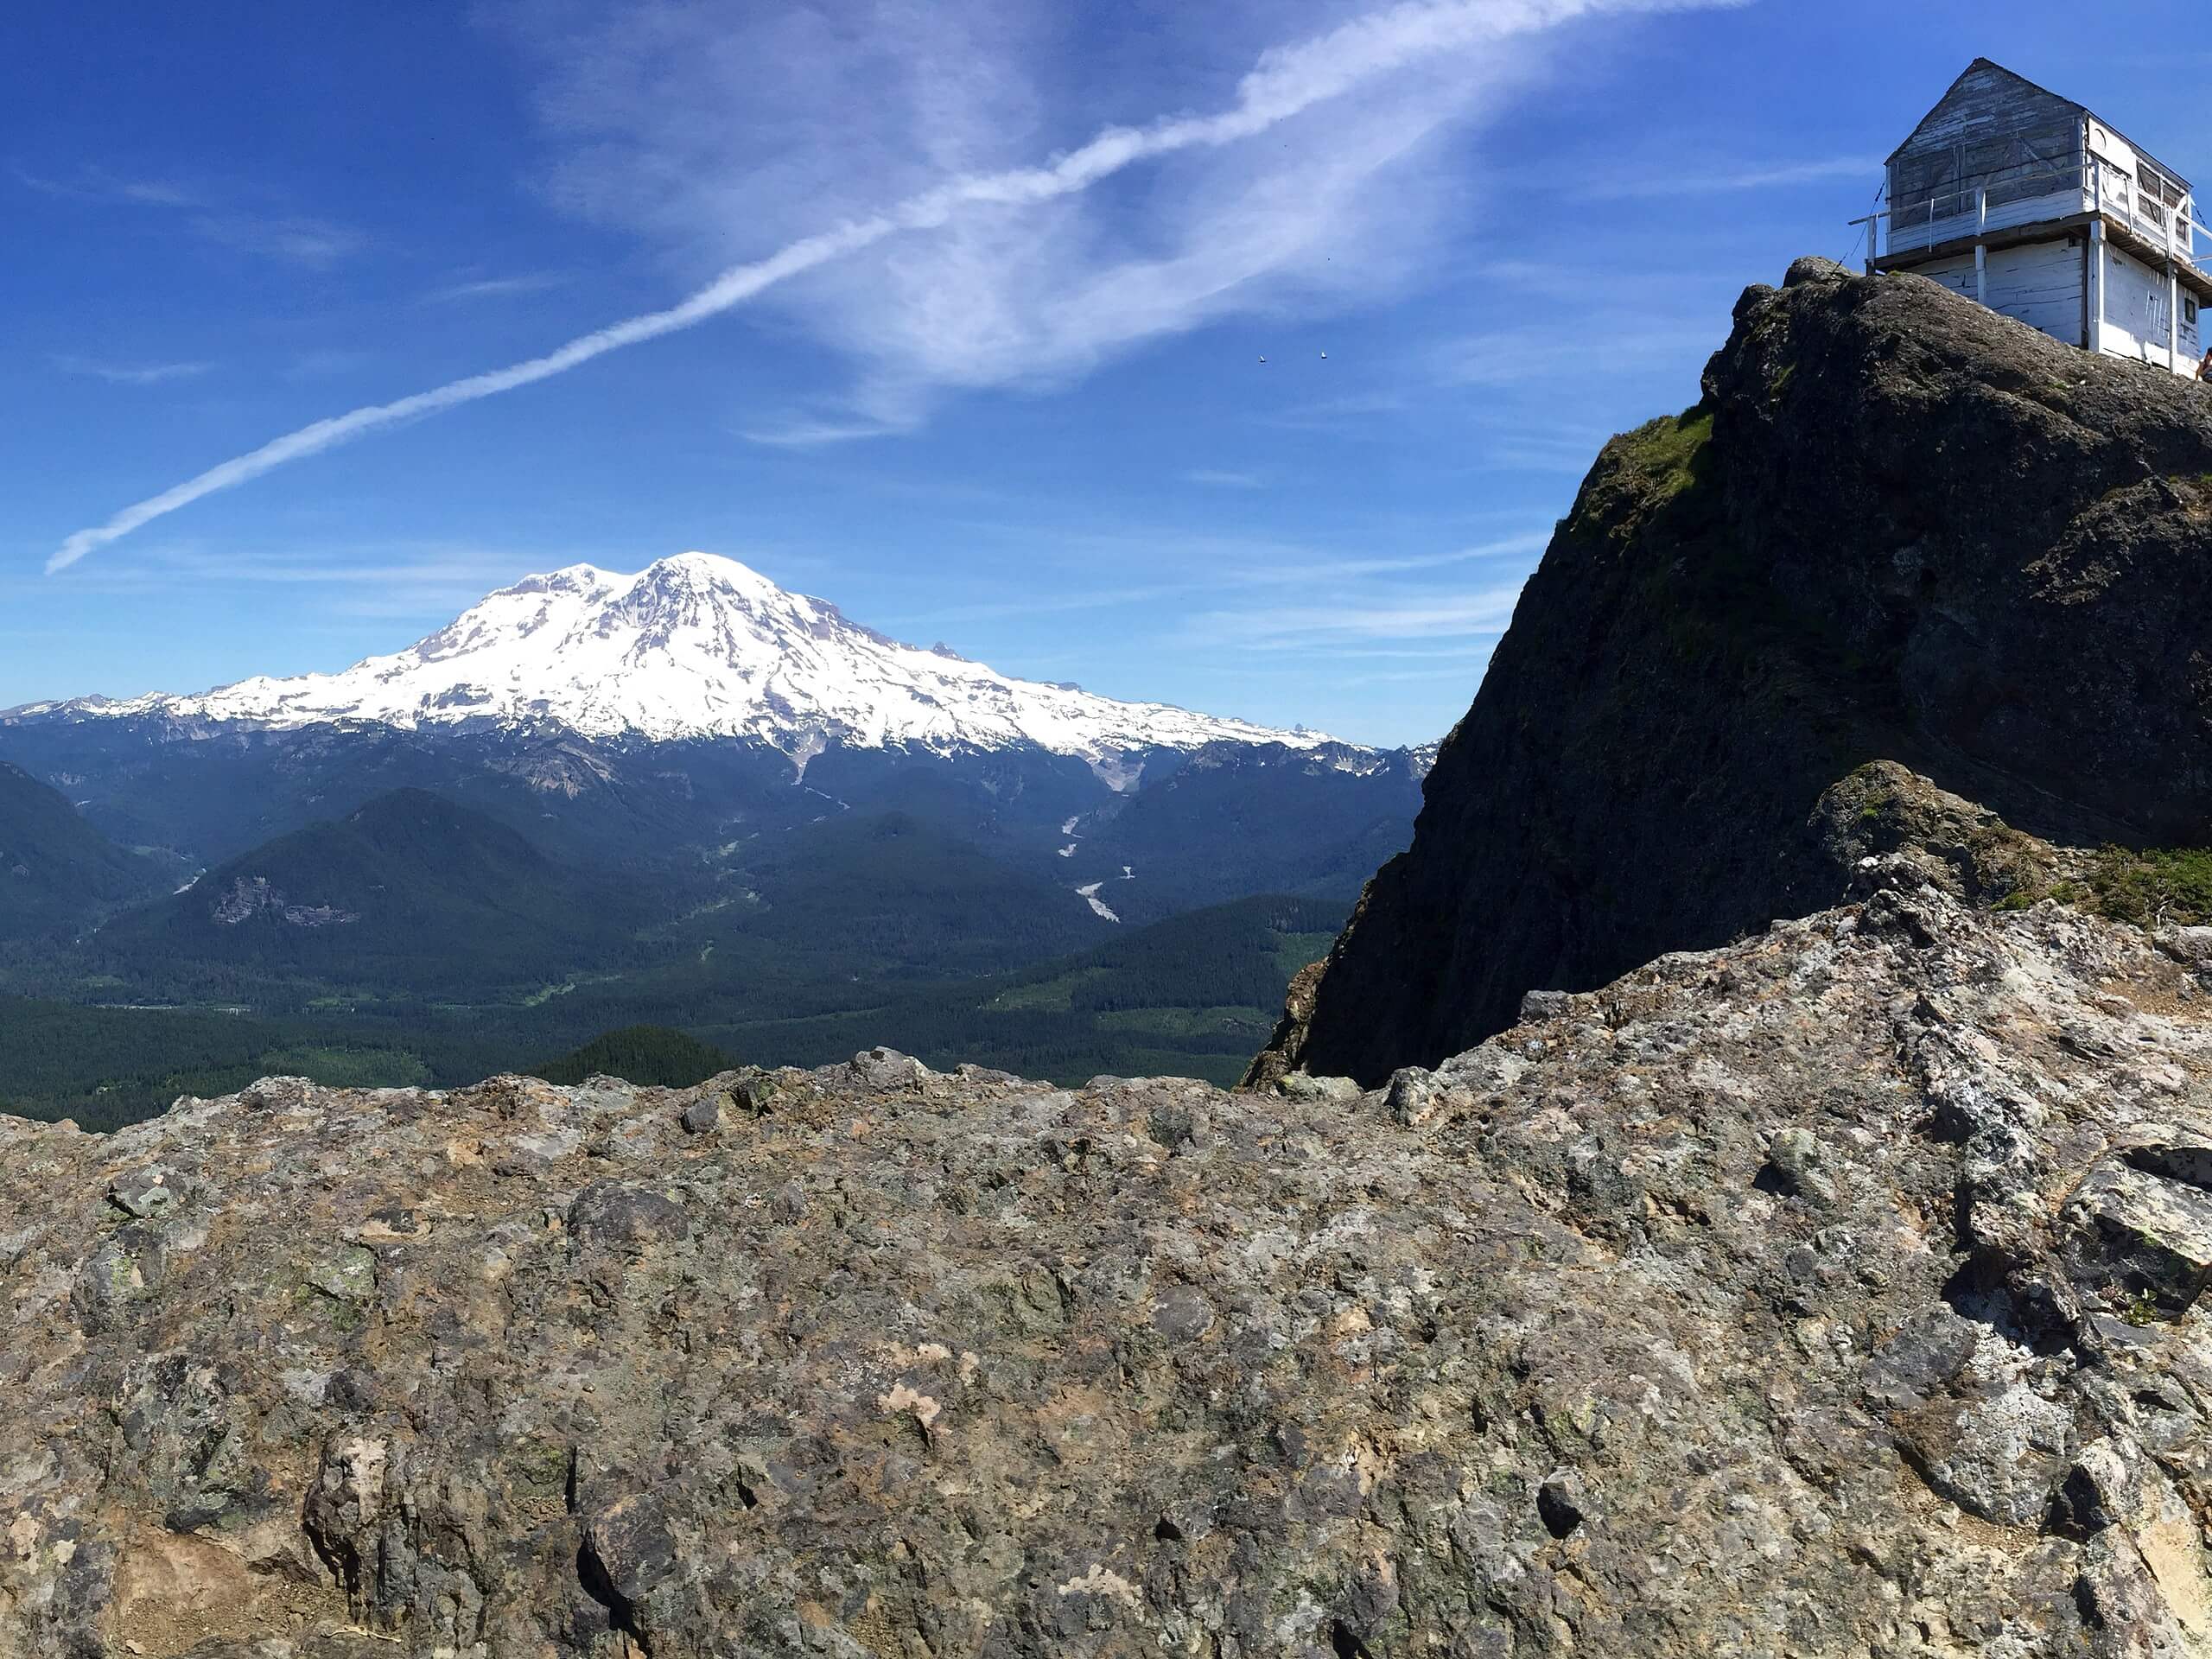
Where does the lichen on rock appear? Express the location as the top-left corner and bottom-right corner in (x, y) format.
(10, 893), (2212, 1653)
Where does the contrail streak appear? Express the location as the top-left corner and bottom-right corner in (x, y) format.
(48, 0), (1700, 573)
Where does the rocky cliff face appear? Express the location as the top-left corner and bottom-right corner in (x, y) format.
(1258, 257), (2212, 1086)
(16, 887), (2212, 1654)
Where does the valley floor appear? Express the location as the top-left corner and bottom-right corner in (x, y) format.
(0, 893), (1344, 1129)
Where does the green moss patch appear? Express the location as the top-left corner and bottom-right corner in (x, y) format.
(1611, 405), (1714, 504)
(2081, 846), (2212, 926)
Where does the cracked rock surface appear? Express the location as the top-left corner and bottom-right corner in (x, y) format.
(15, 893), (2212, 1655)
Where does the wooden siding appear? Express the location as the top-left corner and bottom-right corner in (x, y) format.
(1886, 63), (2086, 255)
(1909, 240), (2087, 346)
(2101, 242), (2202, 369)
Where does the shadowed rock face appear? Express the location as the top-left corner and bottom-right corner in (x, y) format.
(1261, 257), (2212, 1086)
(15, 892), (2212, 1653)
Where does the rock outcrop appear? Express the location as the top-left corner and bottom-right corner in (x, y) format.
(16, 893), (2212, 1653)
(1258, 257), (2212, 1086)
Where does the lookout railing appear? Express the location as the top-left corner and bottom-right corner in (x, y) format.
(1853, 153), (2205, 275)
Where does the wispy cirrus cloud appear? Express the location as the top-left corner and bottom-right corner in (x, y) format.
(502, 0), (1545, 436)
(1469, 425), (1626, 472)
(11, 162), (197, 207)
(1576, 153), (1880, 200)
(737, 414), (916, 448)
(190, 213), (363, 266)
(1432, 319), (1719, 385)
(1207, 582), (1526, 647)
(1253, 388), (1415, 435)
(55, 541), (555, 616)
(12, 161), (363, 266)
(1184, 468), (1267, 489)
(1336, 663), (1491, 684)
(890, 529), (1547, 630)
(51, 355), (215, 386)
(49, 0), (1738, 573)
(286, 348), (376, 380)
(420, 271), (569, 304)
(1268, 532), (1548, 581)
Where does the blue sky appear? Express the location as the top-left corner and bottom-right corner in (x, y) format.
(4, 1), (2206, 747)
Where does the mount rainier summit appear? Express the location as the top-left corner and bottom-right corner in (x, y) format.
(16, 552), (1347, 771)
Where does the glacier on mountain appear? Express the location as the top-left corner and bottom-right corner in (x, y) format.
(23, 553), (1331, 766)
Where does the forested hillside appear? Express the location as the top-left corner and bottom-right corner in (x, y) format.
(532, 1026), (735, 1088)
(0, 892), (1344, 1127)
(0, 761), (165, 939)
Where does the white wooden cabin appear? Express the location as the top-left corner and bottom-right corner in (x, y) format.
(1865, 60), (2209, 378)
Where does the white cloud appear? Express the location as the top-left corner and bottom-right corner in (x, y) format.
(505, 0), (1611, 432)
(888, 529), (1547, 632)
(1184, 469), (1267, 489)
(51, 355), (214, 386)
(1336, 663), (1490, 683)
(287, 348), (376, 379)
(13, 162), (364, 265)
(11, 163), (197, 207)
(54, 542), (569, 622)
(62, 542), (528, 589)
(190, 213), (363, 265)
(1255, 389), (1416, 435)
(1216, 582), (1526, 646)
(421, 271), (569, 304)
(1254, 532), (1548, 582)
(1576, 154), (1881, 200)
(736, 414), (915, 448)
(1432, 320), (1719, 385)
(51, 0), (1734, 572)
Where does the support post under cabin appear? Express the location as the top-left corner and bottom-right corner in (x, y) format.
(1974, 187), (1987, 308)
(2089, 219), (2107, 356)
(2169, 213), (2182, 368)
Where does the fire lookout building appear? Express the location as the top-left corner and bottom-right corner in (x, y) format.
(1866, 59), (2208, 378)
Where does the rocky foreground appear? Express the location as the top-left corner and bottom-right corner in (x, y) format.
(14, 882), (2212, 1655)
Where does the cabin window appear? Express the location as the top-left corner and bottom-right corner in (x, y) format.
(2188, 297), (2200, 327)
(1891, 152), (1959, 228)
(1982, 134), (2077, 209)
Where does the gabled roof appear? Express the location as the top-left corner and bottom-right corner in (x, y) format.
(1886, 57), (2191, 190)
(1886, 59), (2079, 164)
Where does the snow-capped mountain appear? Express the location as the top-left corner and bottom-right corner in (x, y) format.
(35, 553), (1331, 765)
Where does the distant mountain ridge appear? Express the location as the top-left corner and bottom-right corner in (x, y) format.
(0, 553), (1434, 1063)
(13, 552), (1336, 771)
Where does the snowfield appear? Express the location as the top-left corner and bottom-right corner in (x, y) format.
(50, 553), (1332, 770)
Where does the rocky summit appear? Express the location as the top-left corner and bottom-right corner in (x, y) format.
(15, 882), (2212, 1654)
(1258, 257), (2212, 1087)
